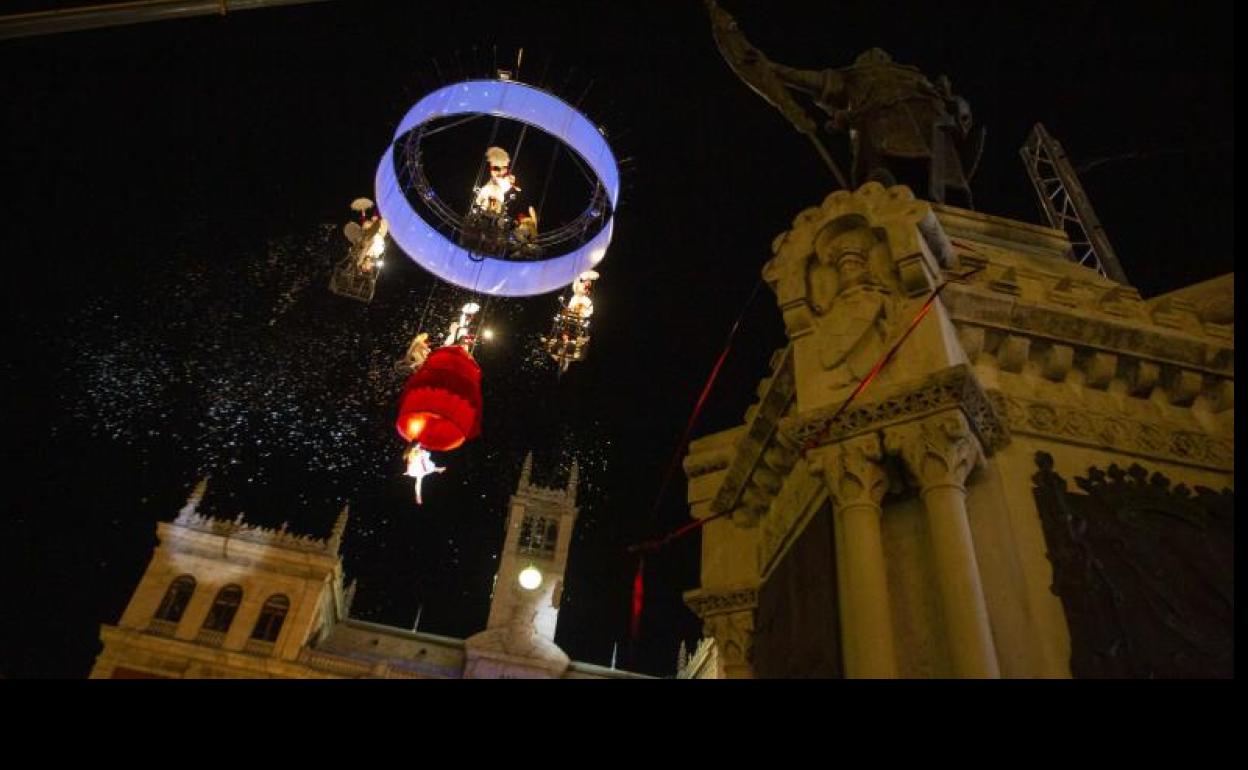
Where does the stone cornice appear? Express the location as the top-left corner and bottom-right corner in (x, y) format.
(98, 625), (345, 679)
(708, 347), (798, 519)
(683, 585), (759, 619)
(783, 363), (1009, 456)
(944, 280), (1233, 374)
(169, 511), (336, 556)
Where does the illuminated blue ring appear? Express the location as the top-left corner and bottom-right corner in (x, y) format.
(376, 79), (619, 297)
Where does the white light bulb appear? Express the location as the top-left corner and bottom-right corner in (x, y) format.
(518, 565), (542, 590)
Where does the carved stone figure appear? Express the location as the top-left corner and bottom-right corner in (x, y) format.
(808, 215), (892, 386)
(706, 0), (984, 205)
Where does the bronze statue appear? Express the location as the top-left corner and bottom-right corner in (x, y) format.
(706, 0), (984, 206)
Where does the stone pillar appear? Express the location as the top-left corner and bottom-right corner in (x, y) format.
(810, 434), (897, 678)
(704, 610), (756, 679)
(685, 587), (757, 679)
(886, 412), (1000, 678)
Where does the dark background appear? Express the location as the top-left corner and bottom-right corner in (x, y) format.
(0, 0), (1233, 678)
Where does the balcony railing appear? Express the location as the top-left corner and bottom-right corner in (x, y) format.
(243, 638), (276, 657)
(297, 649), (373, 677)
(146, 619), (178, 638)
(195, 628), (226, 647)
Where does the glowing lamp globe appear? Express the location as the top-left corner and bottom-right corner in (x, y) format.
(395, 346), (483, 452)
(518, 565), (543, 590)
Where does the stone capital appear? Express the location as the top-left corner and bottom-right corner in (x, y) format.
(683, 585), (758, 619)
(885, 411), (983, 493)
(702, 609), (756, 673)
(809, 433), (888, 510)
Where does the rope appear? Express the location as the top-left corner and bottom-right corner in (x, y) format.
(473, 116), (503, 193)
(511, 121), (530, 168)
(620, 278), (762, 642)
(535, 139), (562, 224)
(415, 278), (438, 334)
(631, 278), (763, 549)
(624, 267), (984, 642)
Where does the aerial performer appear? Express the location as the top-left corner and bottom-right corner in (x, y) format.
(329, 198), (389, 302)
(474, 146), (520, 215)
(444, 301), (482, 349)
(542, 270), (599, 373)
(377, 70), (620, 494)
(404, 443), (446, 505)
(355, 214), (389, 272)
(374, 73), (619, 296)
(565, 269), (597, 318)
(398, 331), (432, 373)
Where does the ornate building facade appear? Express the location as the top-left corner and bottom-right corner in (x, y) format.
(680, 183), (1233, 678)
(91, 457), (647, 679)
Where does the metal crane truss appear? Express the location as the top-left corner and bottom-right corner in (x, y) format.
(1020, 123), (1128, 284)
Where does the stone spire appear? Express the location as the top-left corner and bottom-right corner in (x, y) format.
(565, 458), (580, 503)
(175, 476), (209, 523)
(327, 503), (350, 553)
(519, 452), (534, 488)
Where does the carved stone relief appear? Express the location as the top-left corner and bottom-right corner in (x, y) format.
(1031, 452), (1233, 678)
(884, 411), (983, 491)
(785, 363), (1009, 454)
(764, 182), (941, 340)
(989, 391), (1233, 472)
(811, 433), (889, 509)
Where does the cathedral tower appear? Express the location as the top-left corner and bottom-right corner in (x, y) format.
(464, 454), (580, 678)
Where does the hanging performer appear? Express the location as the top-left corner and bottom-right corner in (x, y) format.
(512, 206), (540, 258)
(331, 198), (387, 303)
(566, 269), (598, 318)
(404, 444), (446, 505)
(355, 214), (389, 272)
(398, 332), (432, 372)
(474, 147), (520, 215)
(444, 301), (482, 349)
(544, 270), (598, 372)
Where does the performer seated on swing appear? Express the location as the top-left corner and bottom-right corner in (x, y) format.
(404, 444), (445, 506)
(350, 215), (387, 273)
(515, 206), (539, 242)
(565, 270), (598, 319)
(444, 302), (482, 348)
(399, 332), (431, 372)
(474, 147), (520, 216)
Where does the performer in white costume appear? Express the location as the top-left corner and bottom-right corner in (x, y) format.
(404, 444), (445, 505)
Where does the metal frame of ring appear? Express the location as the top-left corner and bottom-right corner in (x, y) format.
(375, 79), (620, 297)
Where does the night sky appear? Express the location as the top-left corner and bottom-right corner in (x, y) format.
(0, 0), (1232, 678)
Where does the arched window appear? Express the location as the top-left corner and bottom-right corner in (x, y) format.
(250, 595), (290, 643)
(544, 520), (559, 554)
(518, 515), (558, 557)
(201, 584), (243, 632)
(154, 575), (196, 623)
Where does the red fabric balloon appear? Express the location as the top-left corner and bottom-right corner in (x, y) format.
(395, 346), (483, 451)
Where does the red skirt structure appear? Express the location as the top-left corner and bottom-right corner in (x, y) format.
(395, 345), (483, 452)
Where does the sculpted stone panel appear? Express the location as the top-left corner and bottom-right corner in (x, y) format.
(785, 363), (1008, 454)
(703, 611), (755, 671)
(764, 182), (942, 341)
(685, 586), (759, 675)
(989, 392), (1233, 472)
(759, 459), (825, 579)
(1031, 452), (1234, 678)
(884, 412), (983, 491)
(684, 586), (759, 618)
(811, 434), (889, 509)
